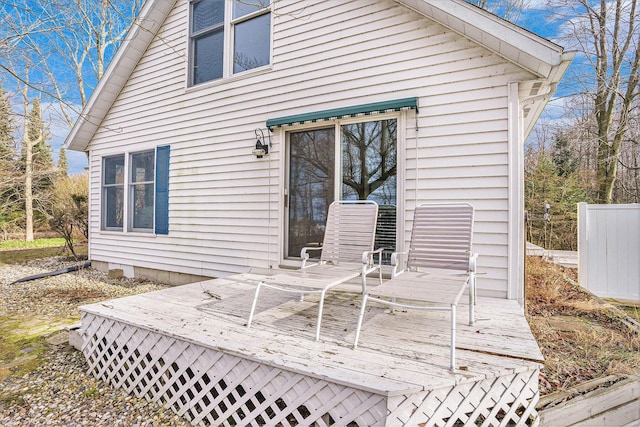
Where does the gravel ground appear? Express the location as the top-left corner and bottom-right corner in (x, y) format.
(0, 257), (191, 426)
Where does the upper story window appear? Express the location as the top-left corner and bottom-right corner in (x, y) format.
(190, 0), (271, 86)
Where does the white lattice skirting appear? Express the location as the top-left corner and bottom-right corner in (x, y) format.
(82, 313), (539, 426)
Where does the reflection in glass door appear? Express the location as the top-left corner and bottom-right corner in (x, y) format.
(287, 128), (335, 258)
(342, 120), (397, 259)
(341, 120), (397, 204)
(285, 119), (397, 259)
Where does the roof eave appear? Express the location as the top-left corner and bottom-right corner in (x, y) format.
(521, 51), (576, 139)
(395, 0), (567, 79)
(65, 0), (176, 152)
(67, 0), (573, 152)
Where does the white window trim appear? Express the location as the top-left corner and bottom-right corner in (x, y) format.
(186, 0), (273, 88)
(101, 154), (126, 232)
(99, 149), (157, 234)
(128, 150), (156, 233)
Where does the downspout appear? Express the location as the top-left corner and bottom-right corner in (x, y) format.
(10, 261), (92, 285)
(510, 81), (558, 305)
(507, 82), (523, 303)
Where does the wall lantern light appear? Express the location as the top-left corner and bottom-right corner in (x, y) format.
(252, 128), (270, 158)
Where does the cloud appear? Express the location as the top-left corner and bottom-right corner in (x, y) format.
(526, 0), (550, 10)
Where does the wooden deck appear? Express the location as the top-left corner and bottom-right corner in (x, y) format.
(79, 274), (544, 426)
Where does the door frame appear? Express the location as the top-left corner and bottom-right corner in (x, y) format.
(277, 111), (407, 268)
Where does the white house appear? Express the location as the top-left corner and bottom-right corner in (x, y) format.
(66, 0), (573, 303)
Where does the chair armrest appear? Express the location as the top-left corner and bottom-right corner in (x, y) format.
(362, 247), (385, 266)
(391, 251), (408, 277)
(361, 247), (385, 293)
(300, 246), (322, 269)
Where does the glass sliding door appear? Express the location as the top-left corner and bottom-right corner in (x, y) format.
(287, 128), (335, 258)
(341, 119), (397, 259)
(341, 120), (397, 204)
(285, 118), (397, 259)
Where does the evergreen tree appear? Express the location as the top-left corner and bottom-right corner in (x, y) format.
(57, 146), (68, 176)
(552, 133), (578, 177)
(0, 84), (21, 234)
(28, 98), (54, 172)
(0, 83), (15, 172)
(525, 153), (589, 250)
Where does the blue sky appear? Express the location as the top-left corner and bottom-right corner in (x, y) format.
(517, 5), (581, 98)
(0, 0), (129, 176)
(45, 107), (86, 174)
(52, 1), (574, 174)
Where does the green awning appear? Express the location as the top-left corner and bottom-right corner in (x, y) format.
(266, 97), (418, 130)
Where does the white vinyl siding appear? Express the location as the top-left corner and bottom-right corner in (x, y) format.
(86, 0), (537, 297)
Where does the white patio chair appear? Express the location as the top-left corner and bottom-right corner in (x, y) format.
(352, 203), (477, 371)
(247, 200), (383, 341)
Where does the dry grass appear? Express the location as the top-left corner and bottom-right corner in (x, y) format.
(525, 256), (640, 395)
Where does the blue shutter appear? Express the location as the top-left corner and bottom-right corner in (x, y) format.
(155, 145), (170, 234)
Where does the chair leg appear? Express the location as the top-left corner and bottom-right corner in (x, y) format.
(315, 289), (327, 341)
(469, 274), (475, 325)
(353, 294), (369, 349)
(450, 304), (456, 371)
(473, 274), (477, 304)
(247, 282), (264, 328)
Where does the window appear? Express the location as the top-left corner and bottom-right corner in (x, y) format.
(101, 146), (170, 234)
(190, 0), (271, 85)
(102, 155), (125, 230)
(129, 151), (155, 231)
(285, 119), (398, 259)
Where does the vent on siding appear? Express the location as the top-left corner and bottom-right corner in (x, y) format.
(529, 82), (542, 96)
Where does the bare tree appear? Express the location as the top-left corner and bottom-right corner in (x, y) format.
(18, 93), (54, 241)
(21, 97), (34, 241)
(0, 0), (43, 60)
(466, 0), (533, 23)
(551, 0), (640, 203)
(1, 0), (144, 125)
(616, 98), (640, 202)
(341, 120), (397, 202)
(0, 0), (143, 240)
(49, 172), (89, 258)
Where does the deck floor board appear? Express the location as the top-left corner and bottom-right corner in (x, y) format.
(81, 273), (543, 396)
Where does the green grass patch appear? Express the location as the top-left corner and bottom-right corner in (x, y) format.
(81, 387), (99, 398)
(0, 238), (67, 250)
(0, 314), (79, 383)
(0, 317), (48, 382)
(619, 304), (640, 323)
(0, 243), (87, 264)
